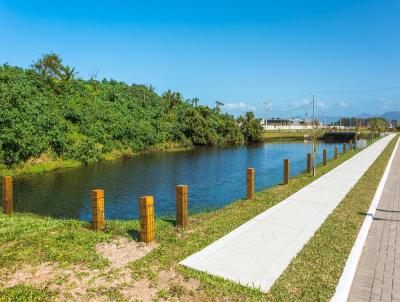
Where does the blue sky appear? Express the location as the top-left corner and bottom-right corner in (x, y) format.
(1, 0), (399, 118)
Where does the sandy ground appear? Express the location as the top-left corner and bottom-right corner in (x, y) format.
(0, 237), (201, 301)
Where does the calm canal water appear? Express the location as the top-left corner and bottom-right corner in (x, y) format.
(8, 141), (348, 220)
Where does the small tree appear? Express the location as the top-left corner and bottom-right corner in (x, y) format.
(239, 112), (263, 142)
(368, 118), (387, 132)
(214, 101), (224, 113)
(32, 52), (76, 82)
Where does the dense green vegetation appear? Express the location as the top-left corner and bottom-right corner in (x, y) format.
(0, 53), (262, 168)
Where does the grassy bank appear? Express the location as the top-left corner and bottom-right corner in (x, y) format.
(0, 142), (192, 177)
(261, 130), (329, 142)
(262, 131), (309, 141)
(0, 136), (396, 301)
(0, 157), (81, 177)
(2, 132), (373, 178)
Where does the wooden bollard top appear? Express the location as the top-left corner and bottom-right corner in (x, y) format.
(3, 176), (12, 183)
(284, 159), (290, 184)
(92, 189), (104, 199)
(176, 185), (188, 194)
(176, 185), (188, 228)
(247, 167), (255, 200)
(140, 196), (154, 207)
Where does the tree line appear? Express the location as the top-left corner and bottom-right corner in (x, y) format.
(0, 53), (263, 166)
(333, 117), (392, 131)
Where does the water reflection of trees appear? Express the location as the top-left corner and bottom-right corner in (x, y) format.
(11, 141), (346, 220)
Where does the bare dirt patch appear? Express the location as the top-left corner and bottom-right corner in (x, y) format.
(120, 269), (201, 302)
(96, 237), (158, 269)
(157, 270), (200, 291)
(1, 262), (58, 288)
(0, 237), (203, 301)
(2, 264), (202, 302)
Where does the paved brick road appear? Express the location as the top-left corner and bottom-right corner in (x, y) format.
(348, 143), (400, 302)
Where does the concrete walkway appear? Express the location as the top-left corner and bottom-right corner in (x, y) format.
(181, 134), (395, 292)
(348, 138), (400, 302)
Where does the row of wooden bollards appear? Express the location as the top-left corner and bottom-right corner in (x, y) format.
(246, 158), (291, 200)
(90, 185), (189, 243)
(2, 141), (357, 243)
(1, 175), (189, 244)
(246, 141), (356, 200)
(85, 186), (191, 242)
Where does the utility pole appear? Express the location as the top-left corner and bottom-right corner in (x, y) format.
(264, 100), (269, 131)
(312, 94), (315, 126)
(304, 107), (308, 124)
(312, 94), (317, 177)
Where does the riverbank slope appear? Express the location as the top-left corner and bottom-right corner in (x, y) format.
(0, 142), (191, 177)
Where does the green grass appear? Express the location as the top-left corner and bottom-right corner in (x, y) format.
(102, 142), (192, 161)
(0, 215), (110, 270)
(0, 285), (55, 302)
(262, 131), (309, 141)
(0, 158), (81, 177)
(0, 143), (192, 177)
(0, 136), (395, 301)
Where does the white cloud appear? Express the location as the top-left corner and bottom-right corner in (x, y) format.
(225, 101), (256, 112)
(338, 101), (349, 108)
(380, 98), (393, 110)
(317, 101), (328, 109)
(291, 99), (310, 108)
(225, 101), (246, 109)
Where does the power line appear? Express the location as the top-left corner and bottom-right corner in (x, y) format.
(264, 85), (399, 119)
(268, 92), (313, 102)
(264, 100), (269, 128)
(266, 85), (400, 104)
(316, 85), (400, 94)
(269, 103), (311, 113)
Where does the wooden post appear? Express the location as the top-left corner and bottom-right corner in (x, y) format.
(343, 143), (346, 153)
(284, 159), (290, 185)
(140, 196), (155, 243)
(307, 153), (311, 173)
(323, 149), (327, 166)
(92, 189), (104, 231)
(334, 146), (338, 160)
(247, 168), (255, 200)
(176, 185), (188, 228)
(2, 176), (13, 215)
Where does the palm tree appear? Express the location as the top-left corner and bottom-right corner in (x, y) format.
(33, 52), (77, 82)
(215, 101), (224, 113)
